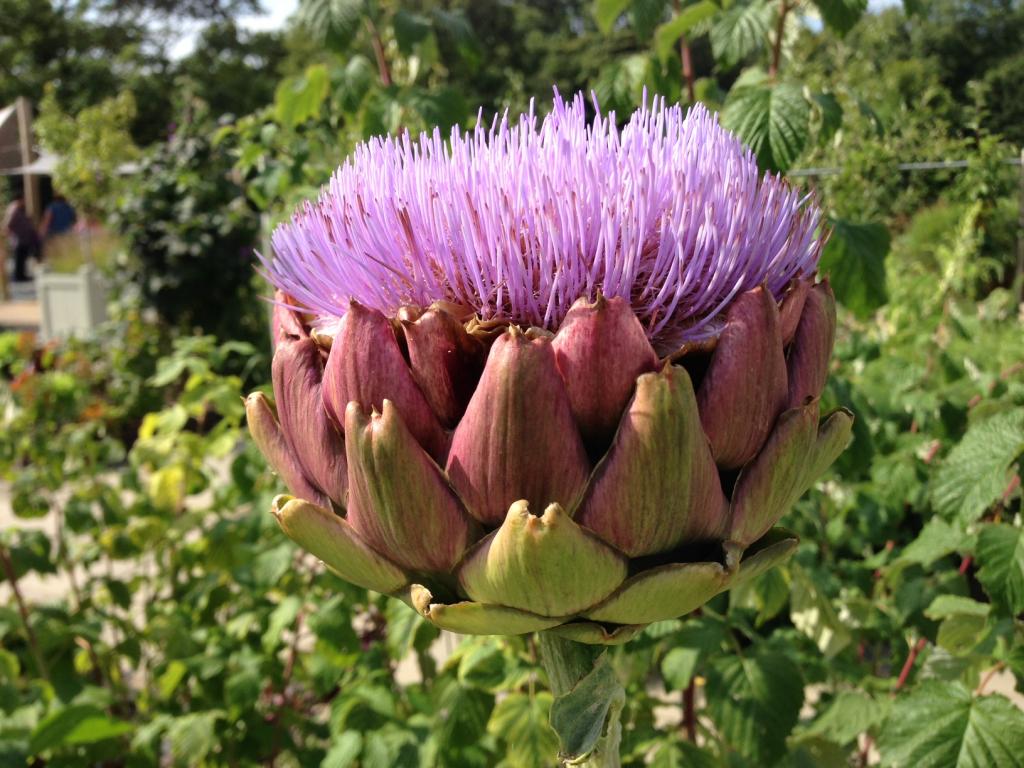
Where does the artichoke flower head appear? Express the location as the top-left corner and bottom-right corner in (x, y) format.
(247, 92), (852, 645)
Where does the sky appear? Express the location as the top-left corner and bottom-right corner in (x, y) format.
(169, 0), (298, 59)
(170, 0), (900, 59)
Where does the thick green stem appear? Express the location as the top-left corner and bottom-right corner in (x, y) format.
(537, 633), (624, 768)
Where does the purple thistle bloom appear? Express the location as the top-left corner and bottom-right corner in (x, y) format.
(250, 90), (853, 652)
(265, 90), (824, 354)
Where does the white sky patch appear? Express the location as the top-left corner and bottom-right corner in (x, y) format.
(168, 0), (298, 59)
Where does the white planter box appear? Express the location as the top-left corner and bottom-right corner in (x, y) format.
(36, 266), (108, 340)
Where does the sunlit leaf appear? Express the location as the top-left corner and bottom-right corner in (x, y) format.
(722, 77), (810, 171)
(976, 523), (1024, 615)
(931, 409), (1024, 524)
(654, 1), (718, 61)
(878, 682), (1024, 767)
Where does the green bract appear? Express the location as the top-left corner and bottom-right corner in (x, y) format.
(248, 281), (851, 643)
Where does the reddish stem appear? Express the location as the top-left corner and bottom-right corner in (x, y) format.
(674, 0), (696, 102)
(768, 0), (791, 78)
(365, 17), (392, 87)
(682, 680), (697, 741)
(894, 637), (927, 693)
(0, 543), (50, 682)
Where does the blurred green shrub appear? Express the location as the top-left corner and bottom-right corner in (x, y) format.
(114, 105), (266, 347)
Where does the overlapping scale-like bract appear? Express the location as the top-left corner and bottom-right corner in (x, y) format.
(250, 281), (851, 643)
(248, 93), (851, 643)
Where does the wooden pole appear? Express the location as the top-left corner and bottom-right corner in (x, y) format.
(14, 97), (39, 223)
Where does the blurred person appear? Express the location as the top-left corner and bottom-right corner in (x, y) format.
(2, 196), (41, 282)
(41, 193), (77, 239)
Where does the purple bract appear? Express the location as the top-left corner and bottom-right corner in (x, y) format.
(265, 91), (824, 352)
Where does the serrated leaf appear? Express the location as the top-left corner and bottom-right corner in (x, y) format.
(705, 649), (803, 764)
(297, 0), (366, 50)
(899, 518), (968, 567)
(594, 0), (634, 33)
(654, 1), (718, 61)
(931, 410), (1024, 524)
(29, 705), (132, 753)
(488, 691), (557, 768)
(722, 79), (810, 171)
(976, 524), (1024, 614)
(811, 0), (868, 34)
(818, 218), (890, 319)
(167, 711), (221, 765)
(801, 690), (888, 746)
(878, 682), (1024, 767)
(710, 0), (772, 66)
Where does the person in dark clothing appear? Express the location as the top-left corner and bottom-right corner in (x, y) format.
(3, 197), (41, 282)
(41, 193), (77, 239)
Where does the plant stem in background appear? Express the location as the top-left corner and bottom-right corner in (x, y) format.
(538, 633), (625, 768)
(769, 0), (792, 78)
(0, 543), (50, 683)
(674, 0), (696, 102)
(894, 637), (927, 693)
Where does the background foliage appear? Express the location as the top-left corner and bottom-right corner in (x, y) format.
(2, 0), (1024, 766)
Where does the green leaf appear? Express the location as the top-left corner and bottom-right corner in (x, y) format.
(274, 64), (330, 129)
(899, 518), (969, 567)
(457, 642), (508, 691)
(924, 595), (991, 621)
(263, 595), (301, 653)
(818, 218), (890, 319)
(878, 682), (1024, 767)
(654, 1), (718, 61)
(661, 647), (700, 691)
(297, 0), (366, 50)
(710, 1), (772, 66)
(29, 705), (132, 753)
(705, 649), (803, 764)
(487, 692), (558, 768)
(167, 712), (221, 766)
(630, 0), (671, 40)
(649, 739), (719, 768)
(811, 0), (868, 34)
(549, 655), (625, 763)
(392, 9), (432, 53)
(936, 614), (990, 656)
(322, 731), (362, 768)
(801, 690), (888, 746)
(722, 79), (810, 171)
(594, 0), (634, 33)
(812, 91), (843, 143)
(931, 410), (1024, 524)
(434, 680), (493, 749)
(976, 523), (1024, 614)
(156, 660), (188, 700)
